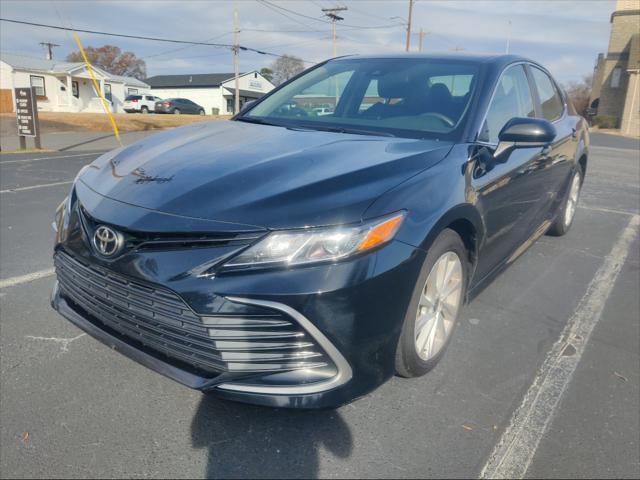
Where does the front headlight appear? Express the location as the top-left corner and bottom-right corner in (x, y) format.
(223, 212), (405, 269)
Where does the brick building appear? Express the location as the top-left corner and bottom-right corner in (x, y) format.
(590, 0), (640, 136)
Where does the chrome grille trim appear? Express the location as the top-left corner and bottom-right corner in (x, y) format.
(54, 251), (333, 375)
(218, 297), (353, 395)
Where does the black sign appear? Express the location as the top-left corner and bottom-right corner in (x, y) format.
(15, 87), (39, 137)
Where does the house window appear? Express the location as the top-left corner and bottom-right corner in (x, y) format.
(104, 83), (112, 102)
(72, 81), (79, 98)
(128, 88), (138, 95)
(611, 67), (622, 88)
(30, 75), (46, 97)
(226, 98), (234, 113)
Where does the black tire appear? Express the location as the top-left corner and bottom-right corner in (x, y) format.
(173, 108), (181, 115)
(395, 229), (469, 378)
(141, 106), (149, 114)
(199, 109), (205, 116)
(547, 167), (583, 237)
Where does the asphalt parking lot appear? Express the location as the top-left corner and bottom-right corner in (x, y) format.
(0, 132), (638, 479)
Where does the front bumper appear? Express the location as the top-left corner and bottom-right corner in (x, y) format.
(51, 187), (424, 408)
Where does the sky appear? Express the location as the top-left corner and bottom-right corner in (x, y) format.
(0, 0), (617, 85)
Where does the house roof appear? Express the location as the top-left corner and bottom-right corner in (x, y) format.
(145, 72), (245, 88)
(0, 53), (149, 87)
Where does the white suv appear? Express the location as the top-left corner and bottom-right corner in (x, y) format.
(124, 94), (162, 114)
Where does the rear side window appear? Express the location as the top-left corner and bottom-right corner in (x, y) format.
(530, 67), (564, 121)
(480, 65), (535, 144)
(145, 96), (154, 101)
(125, 95), (142, 101)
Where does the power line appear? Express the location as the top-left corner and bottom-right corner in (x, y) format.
(141, 32), (233, 60)
(0, 17), (317, 64)
(0, 18), (234, 47)
(257, 0), (320, 31)
(259, 0), (402, 30)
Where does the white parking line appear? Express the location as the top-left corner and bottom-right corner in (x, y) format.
(579, 204), (638, 217)
(480, 214), (640, 479)
(0, 152), (101, 165)
(0, 268), (55, 289)
(0, 181), (72, 194)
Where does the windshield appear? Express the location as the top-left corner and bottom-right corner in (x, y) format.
(239, 58), (480, 139)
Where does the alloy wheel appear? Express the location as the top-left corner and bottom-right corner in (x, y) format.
(564, 173), (581, 227)
(414, 251), (463, 361)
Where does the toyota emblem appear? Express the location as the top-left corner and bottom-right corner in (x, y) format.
(92, 225), (124, 257)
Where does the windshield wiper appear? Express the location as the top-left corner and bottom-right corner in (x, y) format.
(293, 124), (396, 138)
(235, 117), (284, 127)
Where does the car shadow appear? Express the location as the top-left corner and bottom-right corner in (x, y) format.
(191, 394), (353, 479)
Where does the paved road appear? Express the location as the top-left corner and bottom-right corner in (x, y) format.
(0, 130), (153, 153)
(1, 132), (638, 479)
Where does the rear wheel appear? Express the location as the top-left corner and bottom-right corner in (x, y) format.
(547, 167), (583, 236)
(173, 108), (181, 115)
(395, 229), (468, 378)
(141, 106), (149, 114)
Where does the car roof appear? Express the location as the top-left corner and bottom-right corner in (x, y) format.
(332, 53), (537, 69)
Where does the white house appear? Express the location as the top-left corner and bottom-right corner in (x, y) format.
(145, 71), (275, 115)
(0, 53), (150, 114)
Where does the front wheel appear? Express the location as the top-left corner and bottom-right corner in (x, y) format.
(395, 229), (468, 378)
(198, 109), (205, 116)
(547, 167), (583, 236)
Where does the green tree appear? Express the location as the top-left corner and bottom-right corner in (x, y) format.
(260, 67), (274, 84)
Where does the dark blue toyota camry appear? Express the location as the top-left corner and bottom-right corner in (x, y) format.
(51, 54), (589, 408)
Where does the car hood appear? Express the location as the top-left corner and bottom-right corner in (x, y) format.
(80, 120), (453, 229)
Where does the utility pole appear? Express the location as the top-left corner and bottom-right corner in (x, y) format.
(40, 42), (60, 60)
(322, 6), (347, 58)
(417, 28), (427, 52)
(405, 0), (414, 52)
(233, 9), (240, 114)
(505, 19), (512, 54)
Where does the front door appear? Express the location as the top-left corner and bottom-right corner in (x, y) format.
(472, 64), (550, 282)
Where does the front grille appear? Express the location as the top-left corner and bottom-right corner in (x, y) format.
(78, 205), (264, 252)
(54, 251), (332, 376)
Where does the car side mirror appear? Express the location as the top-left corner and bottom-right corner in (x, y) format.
(494, 117), (556, 158)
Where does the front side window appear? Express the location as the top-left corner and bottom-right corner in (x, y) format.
(531, 67), (564, 121)
(241, 58), (480, 139)
(480, 64), (535, 144)
(30, 75), (45, 96)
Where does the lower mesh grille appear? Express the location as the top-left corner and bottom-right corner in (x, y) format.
(54, 251), (331, 375)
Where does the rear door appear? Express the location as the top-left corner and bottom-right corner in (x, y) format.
(528, 65), (575, 215)
(472, 64), (551, 281)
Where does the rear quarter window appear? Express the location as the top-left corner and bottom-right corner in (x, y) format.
(530, 67), (564, 121)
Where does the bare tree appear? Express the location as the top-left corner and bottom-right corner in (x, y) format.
(269, 55), (304, 86)
(67, 45), (147, 80)
(563, 74), (592, 118)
